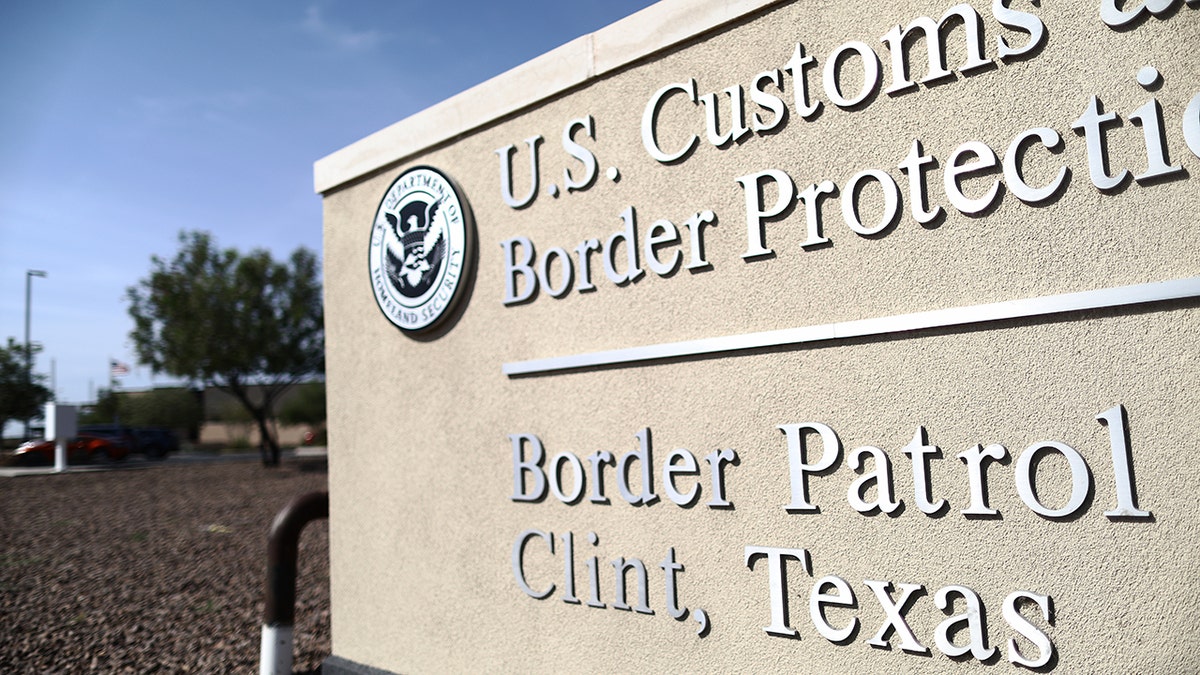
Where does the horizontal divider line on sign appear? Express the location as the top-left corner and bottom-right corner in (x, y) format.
(501, 276), (1200, 377)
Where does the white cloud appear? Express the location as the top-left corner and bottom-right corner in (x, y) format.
(301, 5), (385, 51)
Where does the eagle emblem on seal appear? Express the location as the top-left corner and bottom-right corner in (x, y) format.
(369, 166), (473, 334)
(383, 198), (446, 298)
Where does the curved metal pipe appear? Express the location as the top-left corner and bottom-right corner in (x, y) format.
(261, 490), (329, 675)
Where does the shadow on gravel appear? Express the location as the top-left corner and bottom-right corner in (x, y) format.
(297, 458), (328, 474)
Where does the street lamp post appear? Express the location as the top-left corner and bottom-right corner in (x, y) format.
(24, 269), (47, 440)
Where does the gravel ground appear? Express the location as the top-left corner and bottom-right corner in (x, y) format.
(0, 459), (330, 673)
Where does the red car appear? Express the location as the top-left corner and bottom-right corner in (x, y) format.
(5, 434), (130, 466)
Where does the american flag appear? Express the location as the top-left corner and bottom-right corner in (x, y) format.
(110, 360), (130, 377)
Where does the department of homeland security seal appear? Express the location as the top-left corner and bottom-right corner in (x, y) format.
(369, 166), (474, 334)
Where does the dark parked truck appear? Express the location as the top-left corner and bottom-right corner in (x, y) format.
(131, 427), (180, 458)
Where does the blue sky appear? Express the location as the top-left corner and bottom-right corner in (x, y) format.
(0, 0), (655, 431)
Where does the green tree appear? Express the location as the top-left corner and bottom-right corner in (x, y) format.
(277, 381), (326, 428)
(122, 388), (204, 432)
(0, 338), (52, 438)
(127, 231), (324, 466)
(82, 387), (204, 434)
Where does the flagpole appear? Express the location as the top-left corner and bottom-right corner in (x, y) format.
(108, 356), (116, 424)
(107, 359), (133, 423)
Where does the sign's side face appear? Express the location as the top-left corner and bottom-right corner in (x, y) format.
(320, 0), (1200, 672)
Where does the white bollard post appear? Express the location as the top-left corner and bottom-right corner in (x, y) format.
(44, 403), (76, 473)
(53, 439), (66, 473)
(259, 624), (293, 675)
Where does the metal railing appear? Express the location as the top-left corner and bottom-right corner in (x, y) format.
(261, 490), (329, 675)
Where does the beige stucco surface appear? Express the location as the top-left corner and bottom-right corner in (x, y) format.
(318, 0), (1199, 672)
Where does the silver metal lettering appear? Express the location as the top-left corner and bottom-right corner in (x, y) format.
(617, 427), (657, 506)
(842, 169), (900, 235)
(603, 206), (645, 285)
(745, 545), (811, 637)
(935, 585), (997, 660)
(779, 422), (841, 513)
(798, 180), (837, 247)
(1185, 92), (1200, 158)
(586, 451), (615, 505)
(537, 246), (573, 298)
(750, 69), (786, 132)
(700, 85), (751, 147)
(644, 219), (682, 277)
(500, 237), (537, 305)
(847, 445), (901, 515)
(1129, 67), (1185, 183)
(902, 426), (947, 515)
(662, 447), (700, 506)
(738, 169), (796, 258)
(682, 210), (717, 270)
(549, 452), (585, 503)
(880, 4), (990, 96)
(1003, 591), (1055, 668)
(864, 580), (930, 654)
(824, 41), (881, 108)
(495, 136), (542, 209)
(560, 531), (580, 604)
(1015, 441), (1091, 518)
(944, 140), (1001, 214)
(809, 575), (858, 642)
(898, 139), (944, 224)
(512, 529), (554, 599)
(642, 80), (699, 163)
(611, 557), (654, 614)
(704, 448), (737, 508)
(1100, 0), (1181, 27)
(562, 115), (598, 193)
(1096, 404), (1152, 519)
(1071, 95), (1130, 191)
(585, 532), (605, 608)
(993, 0), (1046, 61)
(957, 443), (1008, 516)
(573, 238), (602, 293)
(783, 43), (822, 119)
(1003, 127), (1067, 203)
(660, 548), (687, 620)
(510, 433), (547, 502)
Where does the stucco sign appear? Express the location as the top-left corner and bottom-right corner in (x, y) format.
(318, 1), (1200, 672)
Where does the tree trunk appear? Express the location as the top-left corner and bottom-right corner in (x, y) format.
(223, 379), (292, 468)
(255, 410), (280, 467)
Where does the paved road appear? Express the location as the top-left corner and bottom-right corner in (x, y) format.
(0, 446), (327, 477)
